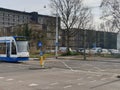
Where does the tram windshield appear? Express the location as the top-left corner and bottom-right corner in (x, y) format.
(16, 41), (28, 52)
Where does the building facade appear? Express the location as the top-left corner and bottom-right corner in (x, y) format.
(61, 29), (117, 50)
(117, 32), (120, 50)
(0, 7), (60, 51)
(0, 7), (57, 27)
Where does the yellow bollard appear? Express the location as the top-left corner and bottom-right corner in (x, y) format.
(40, 56), (44, 67)
(43, 55), (46, 60)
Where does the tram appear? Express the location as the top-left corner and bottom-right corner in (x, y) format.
(0, 36), (29, 62)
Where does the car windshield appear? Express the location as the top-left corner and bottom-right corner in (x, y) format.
(16, 41), (28, 52)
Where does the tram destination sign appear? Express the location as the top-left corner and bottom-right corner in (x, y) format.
(15, 37), (27, 41)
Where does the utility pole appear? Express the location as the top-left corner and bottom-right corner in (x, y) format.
(83, 29), (87, 60)
(55, 8), (59, 59)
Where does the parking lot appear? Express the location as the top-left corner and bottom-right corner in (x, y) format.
(0, 57), (120, 90)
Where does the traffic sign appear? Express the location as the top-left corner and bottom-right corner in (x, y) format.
(55, 42), (59, 46)
(38, 41), (42, 47)
(40, 51), (43, 56)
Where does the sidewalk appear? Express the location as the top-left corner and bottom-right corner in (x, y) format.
(31, 55), (119, 62)
(53, 55), (118, 61)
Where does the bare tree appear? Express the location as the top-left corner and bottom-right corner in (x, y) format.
(50, 0), (93, 55)
(100, 0), (120, 33)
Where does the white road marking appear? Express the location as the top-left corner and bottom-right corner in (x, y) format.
(66, 69), (116, 76)
(50, 82), (59, 86)
(60, 61), (73, 71)
(29, 83), (39, 87)
(6, 78), (14, 81)
(100, 70), (105, 71)
(101, 78), (107, 81)
(64, 85), (72, 89)
(87, 71), (93, 73)
(0, 77), (4, 79)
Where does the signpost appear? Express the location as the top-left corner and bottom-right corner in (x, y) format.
(38, 41), (42, 47)
(38, 41), (45, 67)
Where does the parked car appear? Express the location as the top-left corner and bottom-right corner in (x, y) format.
(109, 49), (120, 55)
(59, 47), (67, 52)
(76, 48), (84, 53)
(101, 49), (111, 55)
(90, 47), (102, 54)
(76, 48), (90, 54)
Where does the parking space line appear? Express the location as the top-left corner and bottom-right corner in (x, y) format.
(0, 77), (4, 79)
(64, 85), (72, 89)
(50, 82), (59, 86)
(29, 83), (39, 87)
(6, 78), (14, 81)
(60, 61), (73, 71)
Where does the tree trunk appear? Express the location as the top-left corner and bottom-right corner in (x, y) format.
(66, 30), (70, 53)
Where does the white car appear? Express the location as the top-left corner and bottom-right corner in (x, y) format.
(109, 49), (120, 54)
(101, 49), (111, 55)
(90, 47), (102, 54)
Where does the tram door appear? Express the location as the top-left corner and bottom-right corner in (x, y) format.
(6, 42), (10, 57)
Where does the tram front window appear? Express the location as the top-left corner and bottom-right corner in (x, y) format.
(16, 41), (28, 52)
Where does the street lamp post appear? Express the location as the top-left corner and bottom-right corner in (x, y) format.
(55, 8), (59, 59)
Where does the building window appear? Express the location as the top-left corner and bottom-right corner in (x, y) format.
(8, 18), (10, 21)
(13, 15), (15, 17)
(0, 43), (6, 54)
(11, 42), (17, 54)
(13, 19), (15, 22)
(3, 13), (4, 16)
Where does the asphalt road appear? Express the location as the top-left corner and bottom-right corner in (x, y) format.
(0, 57), (120, 90)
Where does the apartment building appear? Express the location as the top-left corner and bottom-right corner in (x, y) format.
(0, 7), (60, 51)
(0, 7), (57, 28)
(61, 29), (117, 50)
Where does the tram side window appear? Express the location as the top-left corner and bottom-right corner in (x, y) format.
(0, 43), (6, 54)
(12, 42), (17, 54)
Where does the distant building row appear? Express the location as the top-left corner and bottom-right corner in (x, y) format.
(0, 7), (119, 51)
(61, 29), (117, 50)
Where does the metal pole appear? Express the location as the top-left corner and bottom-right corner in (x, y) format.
(55, 9), (58, 59)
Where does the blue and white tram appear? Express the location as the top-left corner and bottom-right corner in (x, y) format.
(0, 36), (29, 62)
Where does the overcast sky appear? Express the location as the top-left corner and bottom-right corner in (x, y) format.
(0, 0), (102, 23)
